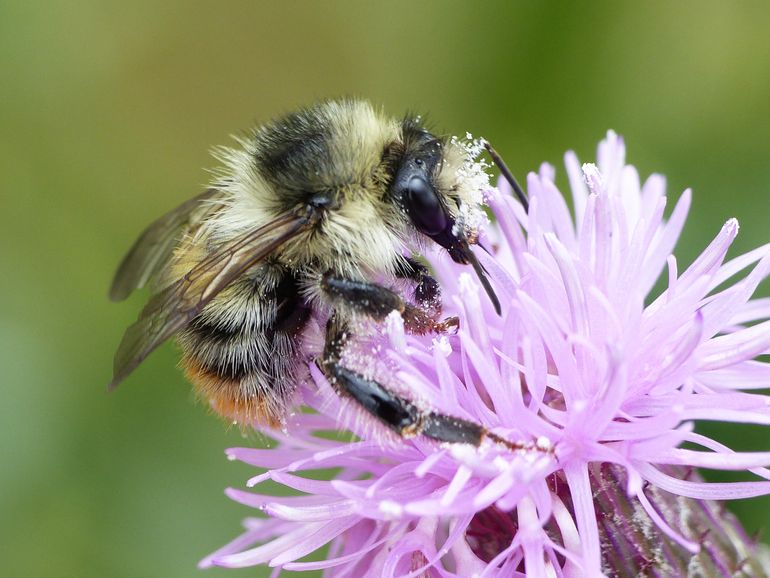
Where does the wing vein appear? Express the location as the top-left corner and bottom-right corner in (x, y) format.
(109, 209), (312, 389)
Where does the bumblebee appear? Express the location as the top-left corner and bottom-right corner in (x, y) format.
(109, 99), (528, 448)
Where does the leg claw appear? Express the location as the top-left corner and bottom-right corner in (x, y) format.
(434, 316), (460, 333)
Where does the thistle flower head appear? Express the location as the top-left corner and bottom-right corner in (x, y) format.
(202, 132), (770, 577)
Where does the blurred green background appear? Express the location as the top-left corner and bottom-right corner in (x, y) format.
(2, 1), (770, 577)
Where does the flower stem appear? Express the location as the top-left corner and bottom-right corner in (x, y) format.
(593, 464), (770, 577)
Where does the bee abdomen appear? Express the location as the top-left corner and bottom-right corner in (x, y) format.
(179, 272), (313, 425)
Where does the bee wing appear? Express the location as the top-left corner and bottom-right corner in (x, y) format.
(109, 210), (313, 390)
(109, 188), (224, 301)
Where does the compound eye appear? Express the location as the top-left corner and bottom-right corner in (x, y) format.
(405, 176), (447, 236)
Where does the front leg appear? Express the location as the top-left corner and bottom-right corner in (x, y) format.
(321, 272), (454, 335)
(396, 257), (442, 312)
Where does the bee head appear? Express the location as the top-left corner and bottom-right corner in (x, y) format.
(390, 126), (500, 314)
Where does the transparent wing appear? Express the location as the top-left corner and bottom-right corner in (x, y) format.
(109, 188), (223, 301)
(109, 210), (313, 389)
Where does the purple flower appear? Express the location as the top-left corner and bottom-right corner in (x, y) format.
(201, 132), (770, 576)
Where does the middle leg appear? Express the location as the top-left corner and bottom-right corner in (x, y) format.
(317, 275), (531, 450)
(320, 312), (487, 445)
(321, 272), (456, 334)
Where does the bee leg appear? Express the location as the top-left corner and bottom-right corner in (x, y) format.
(320, 313), (486, 446)
(484, 141), (529, 213)
(321, 273), (450, 335)
(396, 257), (441, 311)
